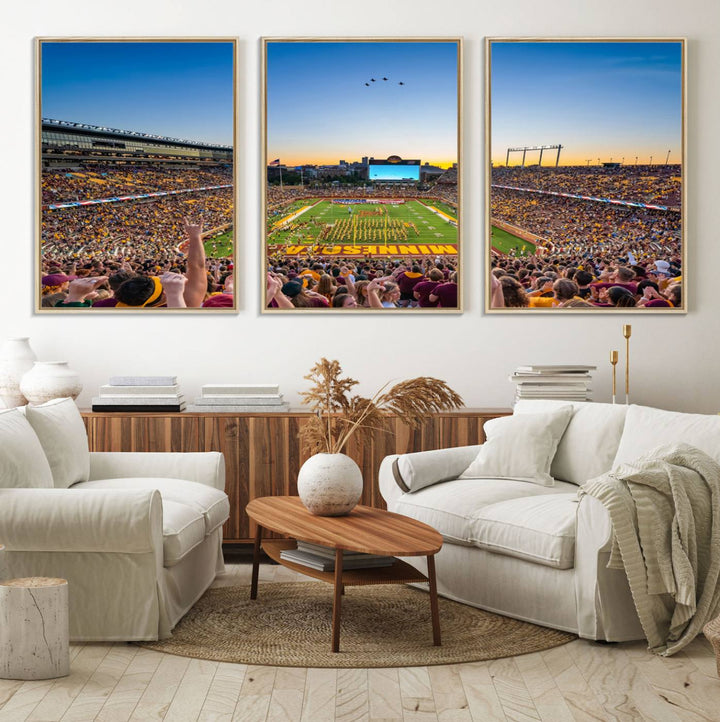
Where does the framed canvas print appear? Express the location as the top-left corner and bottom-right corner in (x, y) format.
(37, 38), (237, 312)
(486, 38), (686, 312)
(263, 38), (462, 312)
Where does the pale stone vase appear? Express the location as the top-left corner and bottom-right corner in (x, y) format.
(297, 453), (363, 516)
(0, 337), (37, 408)
(20, 362), (82, 406)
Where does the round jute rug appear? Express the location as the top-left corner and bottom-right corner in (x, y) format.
(139, 583), (575, 668)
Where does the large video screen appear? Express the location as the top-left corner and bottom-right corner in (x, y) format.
(368, 164), (420, 182)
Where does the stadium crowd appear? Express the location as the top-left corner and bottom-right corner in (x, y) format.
(491, 165), (681, 207)
(491, 189), (680, 254)
(41, 199), (234, 310)
(266, 255), (458, 310)
(40, 165), (234, 308)
(489, 165), (682, 309)
(490, 250), (682, 309)
(42, 165), (232, 205)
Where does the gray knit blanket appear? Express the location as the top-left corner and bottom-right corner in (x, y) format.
(579, 443), (720, 656)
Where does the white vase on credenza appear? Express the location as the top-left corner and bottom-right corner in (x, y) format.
(20, 362), (82, 406)
(297, 453), (363, 516)
(0, 337), (37, 408)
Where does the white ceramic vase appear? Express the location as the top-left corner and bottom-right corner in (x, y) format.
(20, 362), (83, 406)
(0, 337), (37, 408)
(297, 453), (363, 516)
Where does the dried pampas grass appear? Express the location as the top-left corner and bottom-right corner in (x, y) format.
(299, 358), (463, 454)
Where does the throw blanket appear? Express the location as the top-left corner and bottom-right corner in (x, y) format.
(579, 443), (720, 656)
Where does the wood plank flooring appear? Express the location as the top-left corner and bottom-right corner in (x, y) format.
(1, 562), (718, 721)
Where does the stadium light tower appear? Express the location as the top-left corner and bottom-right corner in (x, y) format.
(506, 144), (562, 167)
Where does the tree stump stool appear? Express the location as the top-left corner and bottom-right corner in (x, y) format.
(0, 578), (69, 680)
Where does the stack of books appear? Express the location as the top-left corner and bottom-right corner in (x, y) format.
(190, 384), (289, 413)
(510, 365), (596, 403)
(280, 541), (395, 572)
(92, 376), (184, 412)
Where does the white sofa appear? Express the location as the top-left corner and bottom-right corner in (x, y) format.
(0, 398), (229, 641)
(380, 400), (720, 641)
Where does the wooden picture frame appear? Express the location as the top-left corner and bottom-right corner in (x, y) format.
(36, 37), (237, 312)
(262, 37), (462, 313)
(485, 38), (686, 313)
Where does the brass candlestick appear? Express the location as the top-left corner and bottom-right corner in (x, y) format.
(610, 350), (619, 404)
(623, 324), (632, 404)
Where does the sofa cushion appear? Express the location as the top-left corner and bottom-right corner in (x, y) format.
(460, 407), (572, 486)
(392, 477), (578, 551)
(24, 398), (90, 489)
(393, 445), (483, 493)
(162, 500), (207, 567)
(471, 494), (578, 569)
(0, 408), (54, 488)
(613, 404), (720, 468)
(73, 477), (229, 535)
(514, 400), (627, 485)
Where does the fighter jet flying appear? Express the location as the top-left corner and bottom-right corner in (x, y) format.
(364, 76), (404, 86)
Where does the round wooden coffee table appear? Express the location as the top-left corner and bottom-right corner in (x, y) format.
(246, 496), (443, 653)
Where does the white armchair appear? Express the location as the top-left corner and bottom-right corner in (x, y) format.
(0, 399), (229, 641)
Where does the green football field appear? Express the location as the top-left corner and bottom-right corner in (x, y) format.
(490, 225), (537, 255)
(204, 230), (233, 258)
(267, 200), (457, 247)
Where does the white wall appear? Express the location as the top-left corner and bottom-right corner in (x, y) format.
(3, 0), (719, 413)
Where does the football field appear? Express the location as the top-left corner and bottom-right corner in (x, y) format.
(490, 225), (537, 255)
(204, 229), (233, 258)
(268, 200), (457, 247)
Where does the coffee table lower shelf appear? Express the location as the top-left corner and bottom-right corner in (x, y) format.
(263, 539), (430, 586)
(246, 498), (443, 653)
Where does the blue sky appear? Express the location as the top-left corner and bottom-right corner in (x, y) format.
(490, 41), (683, 166)
(41, 41), (234, 145)
(266, 41), (459, 167)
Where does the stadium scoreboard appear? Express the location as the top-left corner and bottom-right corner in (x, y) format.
(368, 155), (420, 182)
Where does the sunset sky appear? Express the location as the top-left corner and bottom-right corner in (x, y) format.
(490, 41), (683, 167)
(41, 41), (234, 146)
(266, 41), (459, 168)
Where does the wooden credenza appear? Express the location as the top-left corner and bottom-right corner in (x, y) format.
(81, 408), (510, 543)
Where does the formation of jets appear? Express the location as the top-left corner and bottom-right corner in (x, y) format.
(363, 77), (404, 86)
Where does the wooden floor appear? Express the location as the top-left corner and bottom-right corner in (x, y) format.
(0, 562), (718, 722)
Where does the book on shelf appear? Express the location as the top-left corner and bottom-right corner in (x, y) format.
(511, 364), (595, 402)
(509, 374), (591, 384)
(194, 394), (285, 406)
(514, 385), (592, 392)
(517, 390), (590, 399)
(295, 540), (392, 562)
(188, 403), (290, 413)
(515, 393), (590, 400)
(92, 395), (185, 406)
(108, 376), (177, 386)
(201, 384), (279, 396)
(92, 403), (186, 412)
(279, 547), (395, 572)
(99, 384), (181, 396)
(514, 365), (596, 374)
(99, 395), (183, 400)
